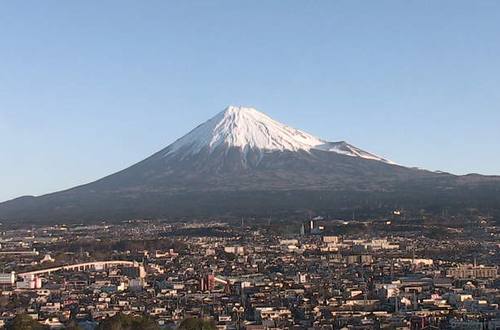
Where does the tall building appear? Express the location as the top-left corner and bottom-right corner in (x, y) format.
(201, 274), (215, 292)
(446, 265), (498, 279)
(0, 272), (16, 287)
(121, 265), (147, 279)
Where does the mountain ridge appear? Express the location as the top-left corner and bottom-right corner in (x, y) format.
(1, 105), (499, 224)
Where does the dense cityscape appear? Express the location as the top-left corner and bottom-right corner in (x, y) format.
(0, 213), (500, 330)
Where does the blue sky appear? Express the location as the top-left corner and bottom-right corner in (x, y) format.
(1, 0), (499, 202)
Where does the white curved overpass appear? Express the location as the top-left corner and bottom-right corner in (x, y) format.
(18, 260), (135, 277)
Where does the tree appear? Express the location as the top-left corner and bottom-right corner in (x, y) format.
(178, 318), (216, 330)
(6, 315), (48, 330)
(96, 314), (159, 330)
(62, 324), (84, 330)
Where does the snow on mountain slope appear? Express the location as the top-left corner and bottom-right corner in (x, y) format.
(166, 105), (398, 165)
(317, 141), (399, 165)
(166, 106), (324, 155)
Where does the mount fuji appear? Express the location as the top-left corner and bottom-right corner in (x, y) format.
(1, 106), (499, 224)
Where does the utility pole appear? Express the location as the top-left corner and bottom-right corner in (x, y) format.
(390, 259), (394, 281)
(395, 290), (399, 314)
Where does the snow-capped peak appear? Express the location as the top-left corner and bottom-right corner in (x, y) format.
(166, 105), (324, 154)
(165, 105), (398, 165)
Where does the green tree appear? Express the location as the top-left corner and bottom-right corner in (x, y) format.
(96, 314), (159, 330)
(178, 318), (216, 330)
(6, 315), (48, 330)
(62, 324), (84, 330)
(10, 295), (21, 309)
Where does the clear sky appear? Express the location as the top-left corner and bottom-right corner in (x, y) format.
(1, 1), (499, 202)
